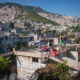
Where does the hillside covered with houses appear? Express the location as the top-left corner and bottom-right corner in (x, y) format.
(0, 2), (80, 80)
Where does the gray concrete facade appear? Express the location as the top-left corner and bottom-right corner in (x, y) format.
(17, 55), (46, 80)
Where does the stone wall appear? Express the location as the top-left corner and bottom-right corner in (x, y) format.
(17, 56), (46, 80)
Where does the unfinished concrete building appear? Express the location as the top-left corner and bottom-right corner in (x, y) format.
(13, 44), (80, 80)
(0, 44), (80, 80)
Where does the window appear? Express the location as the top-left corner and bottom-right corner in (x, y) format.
(30, 37), (34, 41)
(32, 57), (38, 62)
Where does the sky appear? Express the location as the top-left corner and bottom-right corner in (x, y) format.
(0, 0), (80, 17)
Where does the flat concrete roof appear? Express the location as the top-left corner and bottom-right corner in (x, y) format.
(15, 43), (80, 58)
(16, 47), (48, 58)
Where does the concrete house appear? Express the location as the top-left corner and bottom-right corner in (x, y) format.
(18, 36), (34, 43)
(0, 44), (80, 80)
(13, 44), (80, 80)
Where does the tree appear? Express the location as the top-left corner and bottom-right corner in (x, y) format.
(35, 29), (41, 34)
(8, 22), (14, 28)
(71, 25), (80, 32)
(24, 22), (31, 30)
(68, 34), (75, 39)
(0, 57), (11, 75)
(44, 30), (50, 34)
(53, 61), (71, 80)
(16, 42), (28, 50)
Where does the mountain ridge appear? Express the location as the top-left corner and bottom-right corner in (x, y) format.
(0, 2), (80, 32)
(0, 2), (60, 26)
(0, 2), (79, 18)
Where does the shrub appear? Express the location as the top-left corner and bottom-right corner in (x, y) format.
(53, 61), (71, 80)
(37, 61), (72, 80)
(0, 57), (11, 75)
(8, 22), (14, 28)
(16, 42), (28, 50)
(68, 34), (75, 39)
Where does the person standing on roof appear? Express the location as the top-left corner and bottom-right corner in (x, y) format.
(42, 44), (47, 51)
(59, 35), (64, 45)
(49, 39), (53, 48)
(38, 41), (42, 48)
(50, 48), (57, 57)
(47, 41), (50, 48)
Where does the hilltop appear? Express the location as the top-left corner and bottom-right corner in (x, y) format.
(0, 2), (80, 31)
(0, 3), (59, 25)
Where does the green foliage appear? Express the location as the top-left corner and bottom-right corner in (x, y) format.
(8, 22), (14, 28)
(24, 22), (34, 30)
(38, 61), (72, 80)
(19, 31), (27, 36)
(60, 31), (67, 36)
(24, 22), (31, 27)
(42, 73), (54, 80)
(16, 42), (28, 50)
(73, 37), (80, 43)
(0, 57), (11, 75)
(71, 24), (80, 32)
(53, 30), (56, 33)
(54, 61), (71, 80)
(55, 33), (60, 37)
(68, 34), (75, 39)
(21, 33), (27, 36)
(22, 42), (28, 48)
(16, 42), (21, 50)
(35, 29), (41, 34)
(44, 30), (51, 34)
(0, 2), (60, 26)
(25, 10), (60, 26)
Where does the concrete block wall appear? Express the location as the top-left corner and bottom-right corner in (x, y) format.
(17, 56), (46, 80)
(62, 51), (79, 70)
